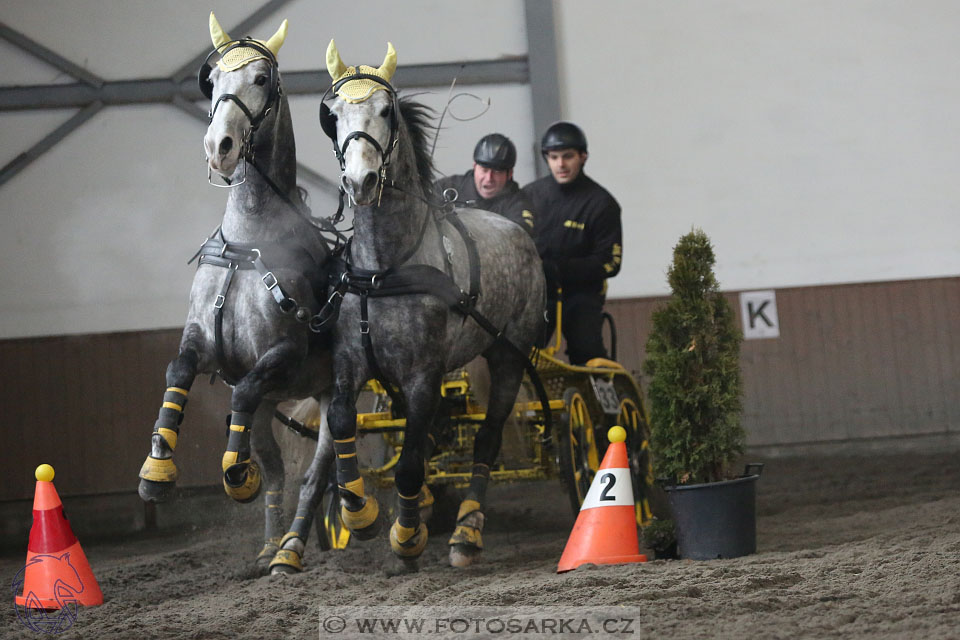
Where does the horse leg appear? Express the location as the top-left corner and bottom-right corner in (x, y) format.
(328, 380), (381, 540)
(390, 371), (442, 563)
(138, 345), (200, 503)
(223, 340), (301, 503)
(270, 393), (335, 574)
(250, 400), (285, 570)
(449, 345), (525, 567)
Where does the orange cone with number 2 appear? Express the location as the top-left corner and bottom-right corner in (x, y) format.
(557, 427), (648, 572)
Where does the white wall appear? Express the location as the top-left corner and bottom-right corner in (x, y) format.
(0, 0), (533, 339)
(3, 1), (959, 339)
(554, 0), (960, 297)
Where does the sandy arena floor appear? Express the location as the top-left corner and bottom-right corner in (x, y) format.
(2, 449), (960, 639)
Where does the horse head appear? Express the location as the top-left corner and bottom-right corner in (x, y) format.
(321, 40), (399, 206)
(201, 13), (288, 183)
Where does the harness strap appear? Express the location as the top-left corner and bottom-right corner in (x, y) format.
(213, 264), (240, 385)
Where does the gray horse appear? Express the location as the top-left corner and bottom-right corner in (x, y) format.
(309, 41), (546, 568)
(137, 14), (335, 573)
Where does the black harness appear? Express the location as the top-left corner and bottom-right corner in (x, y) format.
(317, 71), (554, 435)
(190, 225), (333, 385)
(317, 196), (554, 437)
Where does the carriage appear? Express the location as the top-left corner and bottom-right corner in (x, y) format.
(279, 304), (662, 551)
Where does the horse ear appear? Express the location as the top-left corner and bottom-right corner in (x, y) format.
(265, 19), (288, 57)
(209, 12), (231, 50)
(378, 42), (397, 81)
(326, 39), (347, 81)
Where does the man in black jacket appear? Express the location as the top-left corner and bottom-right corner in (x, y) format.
(436, 133), (535, 237)
(522, 122), (622, 365)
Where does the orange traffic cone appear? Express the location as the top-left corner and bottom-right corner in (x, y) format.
(557, 427), (648, 572)
(14, 464), (103, 609)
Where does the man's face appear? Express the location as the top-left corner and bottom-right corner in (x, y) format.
(473, 163), (512, 199)
(545, 148), (587, 184)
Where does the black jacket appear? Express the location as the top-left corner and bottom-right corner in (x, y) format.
(435, 171), (536, 237)
(522, 172), (622, 294)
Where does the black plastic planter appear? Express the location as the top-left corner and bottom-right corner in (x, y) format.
(664, 464), (763, 560)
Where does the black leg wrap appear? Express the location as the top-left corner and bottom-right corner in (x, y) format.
(397, 493), (420, 530)
(465, 463), (491, 506)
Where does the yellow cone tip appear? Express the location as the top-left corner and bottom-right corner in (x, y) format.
(36, 464), (55, 482)
(607, 426), (627, 443)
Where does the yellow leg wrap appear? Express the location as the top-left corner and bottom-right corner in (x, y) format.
(268, 531), (304, 572)
(223, 460), (261, 503)
(448, 523), (484, 549)
(448, 504), (485, 550)
(157, 427), (178, 451)
(456, 499), (482, 521)
(390, 521), (428, 558)
(341, 477), (365, 499)
(268, 548), (303, 572)
(340, 496), (379, 533)
(139, 456), (178, 483)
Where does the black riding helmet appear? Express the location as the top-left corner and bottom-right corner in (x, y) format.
(473, 133), (517, 171)
(540, 121), (587, 154)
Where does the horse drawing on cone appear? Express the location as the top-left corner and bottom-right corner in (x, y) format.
(315, 40), (546, 568)
(137, 13), (337, 573)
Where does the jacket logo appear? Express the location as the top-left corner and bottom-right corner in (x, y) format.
(563, 220), (585, 230)
(522, 210), (534, 228)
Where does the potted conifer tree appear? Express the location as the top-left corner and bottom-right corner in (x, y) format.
(643, 229), (762, 560)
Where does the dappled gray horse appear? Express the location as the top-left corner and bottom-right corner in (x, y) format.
(137, 14), (335, 573)
(311, 41), (545, 567)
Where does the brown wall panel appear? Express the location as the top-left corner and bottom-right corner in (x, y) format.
(607, 276), (959, 448)
(0, 329), (232, 501)
(0, 277), (956, 501)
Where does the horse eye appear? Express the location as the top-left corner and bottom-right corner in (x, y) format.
(255, 74), (268, 86)
(380, 104), (392, 118)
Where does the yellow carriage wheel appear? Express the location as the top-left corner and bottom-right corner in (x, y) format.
(619, 397), (656, 527)
(558, 388), (601, 515)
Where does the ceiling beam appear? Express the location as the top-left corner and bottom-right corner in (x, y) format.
(0, 58), (529, 112)
(0, 22), (104, 88)
(523, 0), (562, 178)
(0, 101), (103, 188)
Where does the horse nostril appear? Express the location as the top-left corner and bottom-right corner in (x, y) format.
(219, 137), (233, 156)
(340, 175), (355, 195)
(361, 171), (378, 195)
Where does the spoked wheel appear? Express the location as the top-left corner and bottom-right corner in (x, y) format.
(558, 388), (601, 516)
(618, 397), (659, 526)
(316, 483), (350, 552)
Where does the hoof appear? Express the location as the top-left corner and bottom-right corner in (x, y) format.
(341, 497), (381, 540)
(390, 521), (428, 558)
(138, 478), (175, 503)
(223, 461), (262, 503)
(449, 543), (483, 568)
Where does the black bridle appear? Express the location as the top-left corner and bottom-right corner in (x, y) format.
(199, 39), (282, 188)
(319, 72), (402, 214)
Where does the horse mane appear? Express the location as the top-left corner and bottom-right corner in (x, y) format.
(398, 96), (437, 198)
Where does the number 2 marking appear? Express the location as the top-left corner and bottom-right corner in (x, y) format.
(599, 472), (617, 501)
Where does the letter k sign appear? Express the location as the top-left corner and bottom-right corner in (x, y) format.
(739, 290), (780, 339)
